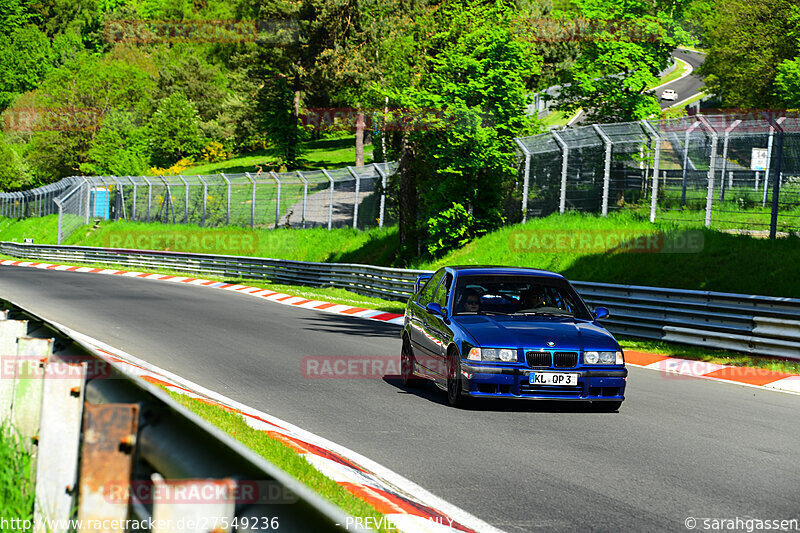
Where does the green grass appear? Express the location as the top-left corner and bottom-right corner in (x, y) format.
(165, 390), (394, 532)
(181, 136), (375, 176)
(650, 58), (688, 88)
(418, 210), (800, 298)
(0, 424), (36, 521)
(541, 110), (580, 128)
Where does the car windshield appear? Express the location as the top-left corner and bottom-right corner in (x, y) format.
(452, 274), (592, 319)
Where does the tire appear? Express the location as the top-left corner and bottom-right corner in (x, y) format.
(401, 337), (422, 388)
(590, 400), (623, 412)
(446, 350), (466, 407)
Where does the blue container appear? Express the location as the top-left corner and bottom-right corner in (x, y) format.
(90, 188), (109, 220)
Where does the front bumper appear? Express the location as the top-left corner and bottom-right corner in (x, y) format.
(460, 362), (627, 401)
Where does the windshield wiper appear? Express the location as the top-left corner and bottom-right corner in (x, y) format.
(515, 311), (574, 317)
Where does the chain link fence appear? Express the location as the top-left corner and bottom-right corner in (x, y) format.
(516, 113), (800, 237)
(0, 162), (397, 243)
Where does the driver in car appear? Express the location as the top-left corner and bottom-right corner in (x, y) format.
(521, 286), (548, 309)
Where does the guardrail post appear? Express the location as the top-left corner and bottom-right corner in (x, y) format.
(321, 169), (335, 230)
(514, 139), (532, 223)
(220, 173), (231, 225)
(270, 171), (281, 228)
(592, 125), (613, 217)
(12, 337), (54, 452)
(197, 175), (208, 227)
(551, 131), (568, 214)
(0, 319), (29, 420)
(681, 121), (701, 207)
(297, 171), (308, 227)
(245, 172), (256, 228)
(33, 361), (86, 530)
(347, 166), (361, 228)
(77, 403), (140, 527)
(642, 120), (662, 223)
(178, 175), (189, 224)
(719, 119), (740, 201)
(698, 116), (718, 227)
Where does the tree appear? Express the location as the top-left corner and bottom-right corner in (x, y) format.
(553, 0), (690, 123)
(775, 6), (800, 108)
(147, 92), (206, 167)
(383, 0), (541, 259)
(699, 0), (798, 108)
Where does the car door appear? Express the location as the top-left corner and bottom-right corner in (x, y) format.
(424, 272), (454, 380)
(409, 269), (445, 374)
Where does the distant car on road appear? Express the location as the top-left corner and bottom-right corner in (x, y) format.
(661, 89), (678, 101)
(401, 266), (627, 410)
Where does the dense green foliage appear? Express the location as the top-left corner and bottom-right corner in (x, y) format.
(688, 0), (800, 108)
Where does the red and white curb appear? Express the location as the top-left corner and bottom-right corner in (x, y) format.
(3, 259), (799, 397)
(57, 327), (502, 533)
(624, 351), (800, 395)
(0, 260), (405, 325)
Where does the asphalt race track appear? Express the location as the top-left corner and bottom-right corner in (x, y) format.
(1, 266), (798, 533)
(659, 49), (706, 110)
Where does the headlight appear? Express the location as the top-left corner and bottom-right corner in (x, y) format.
(467, 348), (517, 362)
(584, 351), (624, 365)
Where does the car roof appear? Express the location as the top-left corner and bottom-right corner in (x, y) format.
(446, 265), (566, 280)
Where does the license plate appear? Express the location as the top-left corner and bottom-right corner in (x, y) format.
(530, 373), (579, 386)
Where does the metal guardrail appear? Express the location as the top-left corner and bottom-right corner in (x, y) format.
(2, 241), (799, 359)
(0, 296), (359, 531)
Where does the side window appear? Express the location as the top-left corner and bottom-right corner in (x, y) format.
(417, 270), (444, 306)
(433, 273), (452, 308)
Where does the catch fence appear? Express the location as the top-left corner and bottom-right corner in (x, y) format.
(0, 163), (397, 243)
(515, 113), (800, 237)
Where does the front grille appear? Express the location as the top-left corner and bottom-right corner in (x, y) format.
(553, 352), (578, 368)
(526, 351), (551, 368)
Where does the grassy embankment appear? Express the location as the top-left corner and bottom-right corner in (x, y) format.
(2, 211), (799, 374)
(0, 424), (35, 521)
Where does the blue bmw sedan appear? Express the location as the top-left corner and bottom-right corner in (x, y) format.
(401, 266), (627, 410)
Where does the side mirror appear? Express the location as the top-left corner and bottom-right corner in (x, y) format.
(426, 302), (447, 317)
(593, 307), (610, 320)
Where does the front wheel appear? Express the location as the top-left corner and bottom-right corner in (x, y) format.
(446, 352), (466, 407)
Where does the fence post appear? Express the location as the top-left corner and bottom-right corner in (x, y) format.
(719, 119), (740, 201)
(177, 175), (189, 224)
(321, 169), (335, 230)
(760, 117), (783, 207)
(297, 171), (308, 227)
(642, 120), (661, 223)
(347, 166), (361, 229)
(371, 165), (385, 228)
(80, 178), (91, 224)
(244, 172), (256, 228)
(698, 116), (718, 227)
(769, 117), (786, 238)
(142, 176), (152, 223)
(197, 175), (208, 227)
(269, 172), (281, 228)
(681, 121), (701, 207)
(592, 125), (612, 216)
(220, 173), (231, 225)
(551, 131), (568, 214)
(129, 177), (137, 220)
(755, 171), (760, 191)
(158, 175), (173, 224)
(514, 139), (532, 223)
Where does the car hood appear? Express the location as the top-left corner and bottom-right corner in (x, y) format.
(452, 315), (618, 352)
